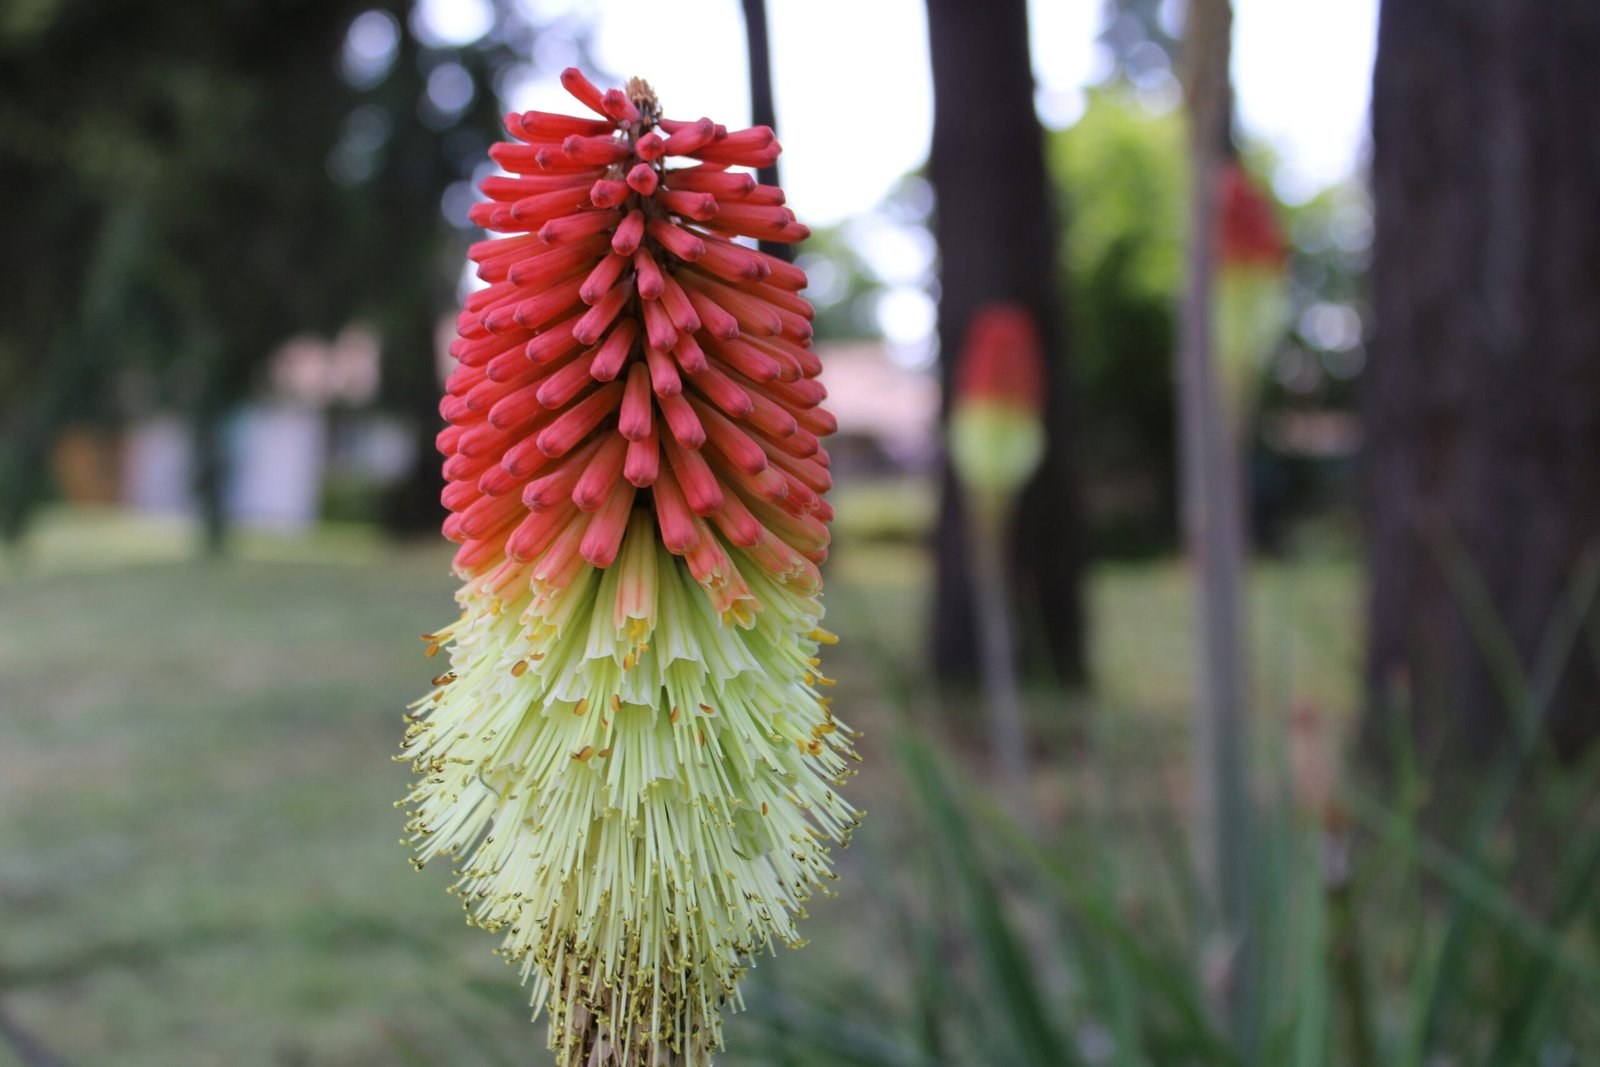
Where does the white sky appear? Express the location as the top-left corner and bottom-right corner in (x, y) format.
(440, 0), (1379, 223)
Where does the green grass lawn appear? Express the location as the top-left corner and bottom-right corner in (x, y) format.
(0, 508), (1361, 1066)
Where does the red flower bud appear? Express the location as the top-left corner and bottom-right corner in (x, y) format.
(952, 302), (1047, 416)
(1217, 161), (1287, 268)
(439, 68), (837, 589)
(949, 303), (1049, 499)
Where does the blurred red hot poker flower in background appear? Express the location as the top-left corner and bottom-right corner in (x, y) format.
(948, 302), (1049, 502)
(945, 302), (1049, 804)
(1217, 159), (1288, 270)
(1213, 160), (1289, 431)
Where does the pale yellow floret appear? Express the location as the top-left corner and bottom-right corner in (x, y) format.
(402, 510), (857, 1066)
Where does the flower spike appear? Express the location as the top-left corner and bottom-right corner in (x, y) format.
(402, 70), (857, 1067)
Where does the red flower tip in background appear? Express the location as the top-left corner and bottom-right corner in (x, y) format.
(952, 302), (1047, 417)
(948, 303), (1048, 500)
(1217, 161), (1287, 269)
(1213, 161), (1290, 430)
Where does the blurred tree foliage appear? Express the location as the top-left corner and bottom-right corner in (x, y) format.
(1047, 91), (1367, 556)
(0, 0), (543, 548)
(1049, 91), (1186, 556)
(1252, 179), (1369, 549)
(795, 224), (883, 344)
(1097, 0), (1184, 106)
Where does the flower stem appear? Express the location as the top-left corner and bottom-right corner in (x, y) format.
(965, 491), (1031, 820)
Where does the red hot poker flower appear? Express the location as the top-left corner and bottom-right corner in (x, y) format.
(444, 72), (826, 620)
(404, 71), (857, 1067)
(1217, 160), (1287, 269)
(1214, 160), (1290, 428)
(952, 302), (1048, 417)
(947, 302), (1049, 501)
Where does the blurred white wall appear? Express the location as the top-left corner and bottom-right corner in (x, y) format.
(226, 405), (327, 530)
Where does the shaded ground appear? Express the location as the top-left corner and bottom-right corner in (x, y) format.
(0, 508), (1358, 1066)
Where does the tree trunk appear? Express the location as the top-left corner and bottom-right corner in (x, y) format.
(191, 400), (228, 557)
(925, 0), (1087, 685)
(382, 308), (450, 536)
(1363, 0), (1600, 761)
(190, 325), (231, 557)
(739, 0), (790, 264)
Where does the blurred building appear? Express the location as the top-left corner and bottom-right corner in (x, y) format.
(111, 326), (412, 531)
(813, 339), (939, 478)
(97, 331), (937, 532)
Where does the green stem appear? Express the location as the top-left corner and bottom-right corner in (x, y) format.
(964, 492), (1030, 817)
(1325, 831), (1378, 1067)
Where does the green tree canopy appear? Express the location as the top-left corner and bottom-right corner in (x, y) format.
(0, 0), (534, 544)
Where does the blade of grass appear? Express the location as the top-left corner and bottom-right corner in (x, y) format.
(907, 840), (955, 1063)
(1345, 791), (1600, 993)
(383, 1026), (444, 1067)
(754, 962), (803, 1067)
(737, 990), (949, 1067)
(1376, 671), (1434, 1067)
(899, 735), (1079, 1067)
(0, 1005), (70, 1067)
(1325, 833), (1377, 1067)
(944, 757), (1240, 1065)
(1406, 534), (1600, 1054)
(1254, 568), (1302, 1067)
(1136, 792), (1210, 954)
(1081, 695), (1147, 1067)
(1484, 814), (1600, 1066)
(1274, 832), (1331, 1067)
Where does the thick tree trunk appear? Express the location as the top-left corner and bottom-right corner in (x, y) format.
(1363, 0), (1600, 761)
(382, 309), (450, 536)
(925, 0), (1087, 684)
